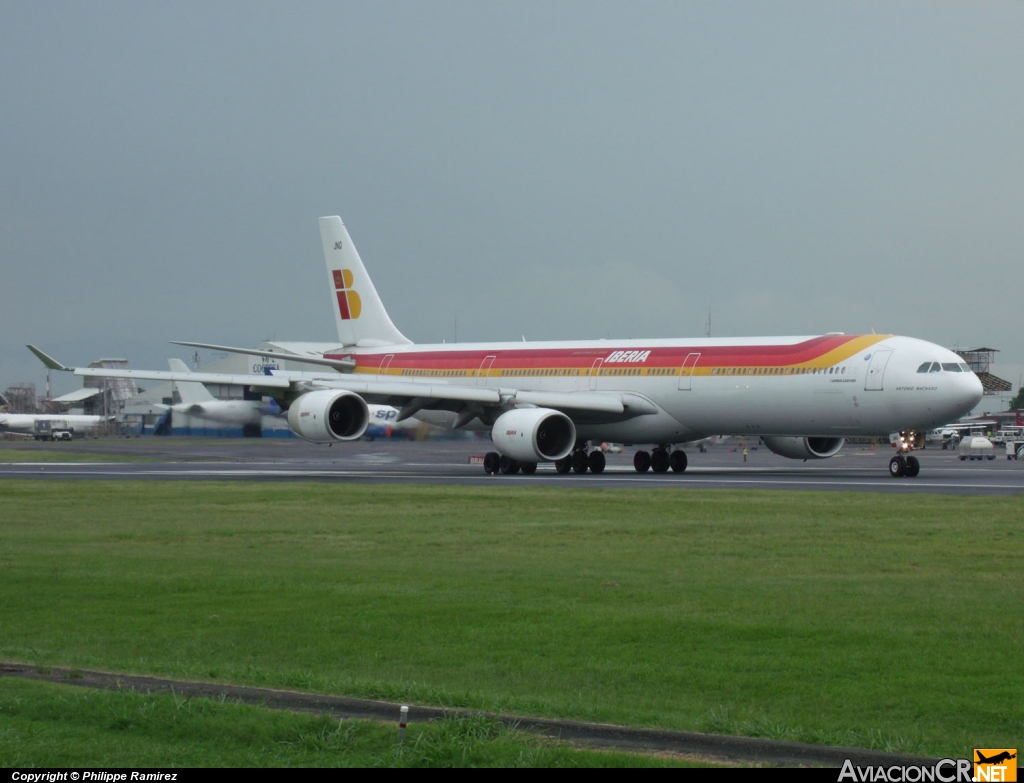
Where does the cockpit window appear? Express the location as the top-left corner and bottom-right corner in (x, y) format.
(959, 362), (971, 372)
(942, 363), (961, 372)
(917, 362), (931, 373)
(929, 362), (941, 373)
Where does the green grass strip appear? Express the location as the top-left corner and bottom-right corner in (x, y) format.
(1, 480), (1020, 758)
(0, 679), (696, 767)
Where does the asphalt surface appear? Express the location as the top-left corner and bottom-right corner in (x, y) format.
(1, 436), (1022, 495)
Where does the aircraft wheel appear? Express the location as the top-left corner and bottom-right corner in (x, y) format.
(572, 450), (589, 474)
(633, 450), (651, 473)
(555, 457), (572, 474)
(499, 456), (519, 474)
(520, 462), (537, 475)
(888, 455), (906, 478)
(588, 450), (606, 474)
(483, 452), (501, 475)
(905, 455), (920, 478)
(651, 448), (670, 473)
(669, 449), (688, 473)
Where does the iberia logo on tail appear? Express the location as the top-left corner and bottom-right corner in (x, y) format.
(333, 269), (362, 320)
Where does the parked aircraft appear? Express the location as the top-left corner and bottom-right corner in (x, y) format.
(162, 358), (415, 439)
(0, 412), (109, 439)
(163, 358), (264, 427)
(29, 215), (983, 477)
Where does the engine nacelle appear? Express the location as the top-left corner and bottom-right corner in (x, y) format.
(491, 408), (576, 463)
(761, 436), (845, 460)
(286, 389), (369, 443)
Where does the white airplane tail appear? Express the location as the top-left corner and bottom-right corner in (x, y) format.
(319, 216), (411, 348)
(168, 358), (216, 404)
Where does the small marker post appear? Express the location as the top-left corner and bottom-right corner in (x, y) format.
(398, 704), (409, 742)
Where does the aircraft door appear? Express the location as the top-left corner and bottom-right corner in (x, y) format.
(477, 355), (496, 387)
(588, 359), (604, 391)
(378, 354), (394, 377)
(679, 353), (701, 391)
(864, 349), (893, 391)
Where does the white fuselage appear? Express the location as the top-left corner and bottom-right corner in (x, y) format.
(265, 332), (983, 445)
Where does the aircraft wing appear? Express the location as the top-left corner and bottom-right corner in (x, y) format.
(71, 367), (294, 390)
(169, 341), (357, 371)
(70, 367), (652, 417)
(29, 345), (659, 420)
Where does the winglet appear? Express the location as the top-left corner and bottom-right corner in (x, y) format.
(26, 345), (73, 372)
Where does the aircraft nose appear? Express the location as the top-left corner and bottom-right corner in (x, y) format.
(960, 372), (984, 411)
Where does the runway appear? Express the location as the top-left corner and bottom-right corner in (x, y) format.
(2, 437), (1022, 495)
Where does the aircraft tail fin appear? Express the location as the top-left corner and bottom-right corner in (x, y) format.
(168, 358), (216, 404)
(319, 216), (411, 348)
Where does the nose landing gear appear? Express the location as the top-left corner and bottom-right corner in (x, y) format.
(889, 430), (924, 478)
(888, 454), (920, 478)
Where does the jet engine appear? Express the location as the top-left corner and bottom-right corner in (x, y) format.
(286, 389), (369, 443)
(761, 436), (845, 460)
(491, 408), (576, 463)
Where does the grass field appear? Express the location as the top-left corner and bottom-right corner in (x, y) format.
(1, 480), (1020, 760)
(0, 448), (149, 463)
(0, 678), (693, 767)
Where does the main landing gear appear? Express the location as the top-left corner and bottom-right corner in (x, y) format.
(482, 452), (538, 475)
(481, 445), (608, 475)
(633, 447), (687, 473)
(480, 444), (690, 476)
(554, 447), (606, 475)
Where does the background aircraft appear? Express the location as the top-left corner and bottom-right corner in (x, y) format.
(0, 412), (109, 440)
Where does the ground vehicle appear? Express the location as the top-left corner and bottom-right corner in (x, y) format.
(958, 435), (996, 461)
(1006, 440), (1024, 460)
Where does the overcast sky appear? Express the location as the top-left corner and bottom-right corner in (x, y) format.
(3, 2), (1022, 407)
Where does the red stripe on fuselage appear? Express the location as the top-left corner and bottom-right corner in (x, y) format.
(324, 335), (862, 372)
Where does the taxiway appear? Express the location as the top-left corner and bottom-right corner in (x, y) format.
(1, 438), (1022, 495)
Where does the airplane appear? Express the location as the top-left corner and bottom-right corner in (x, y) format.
(163, 357), (265, 427)
(975, 751), (1016, 765)
(0, 412), (110, 440)
(161, 357), (418, 439)
(28, 214), (984, 478)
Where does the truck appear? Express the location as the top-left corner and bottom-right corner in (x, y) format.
(32, 419), (73, 441)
